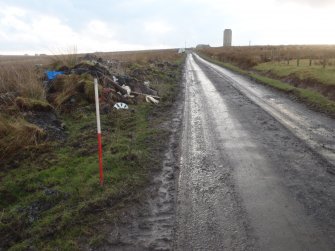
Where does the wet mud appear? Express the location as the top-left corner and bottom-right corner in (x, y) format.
(173, 54), (334, 250)
(99, 75), (185, 251)
(101, 53), (334, 251)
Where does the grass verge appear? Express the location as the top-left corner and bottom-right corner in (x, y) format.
(253, 60), (335, 86)
(197, 52), (335, 116)
(0, 54), (185, 250)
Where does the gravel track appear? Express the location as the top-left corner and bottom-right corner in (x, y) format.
(173, 54), (335, 251)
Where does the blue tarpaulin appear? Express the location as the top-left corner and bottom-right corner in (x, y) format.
(45, 71), (64, 80)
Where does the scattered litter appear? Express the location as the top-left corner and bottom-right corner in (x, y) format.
(132, 91), (160, 99)
(41, 54), (165, 113)
(145, 95), (159, 104)
(104, 76), (128, 95)
(114, 102), (129, 110)
(45, 71), (64, 80)
(122, 85), (131, 96)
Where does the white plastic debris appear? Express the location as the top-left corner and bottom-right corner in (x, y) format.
(113, 76), (118, 83)
(145, 95), (159, 104)
(113, 102), (129, 110)
(122, 85), (131, 95)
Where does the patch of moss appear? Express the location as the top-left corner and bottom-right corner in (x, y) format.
(82, 80), (95, 102)
(15, 97), (54, 112)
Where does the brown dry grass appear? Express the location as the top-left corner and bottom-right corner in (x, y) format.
(198, 45), (335, 68)
(0, 63), (45, 100)
(49, 46), (79, 69)
(0, 56), (50, 164)
(97, 48), (181, 63)
(0, 54), (50, 66)
(0, 114), (45, 163)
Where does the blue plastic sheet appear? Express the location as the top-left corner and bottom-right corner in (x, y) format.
(45, 71), (64, 80)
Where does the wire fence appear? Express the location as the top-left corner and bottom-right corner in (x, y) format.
(198, 45), (335, 69)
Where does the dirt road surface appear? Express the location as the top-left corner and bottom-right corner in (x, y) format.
(103, 53), (334, 251)
(173, 54), (335, 250)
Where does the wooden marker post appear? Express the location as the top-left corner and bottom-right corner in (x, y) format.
(94, 78), (104, 186)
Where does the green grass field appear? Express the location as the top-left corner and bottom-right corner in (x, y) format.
(254, 59), (335, 87)
(197, 52), (335, 116)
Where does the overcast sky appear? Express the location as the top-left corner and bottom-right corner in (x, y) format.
(0, 0), (335, 55)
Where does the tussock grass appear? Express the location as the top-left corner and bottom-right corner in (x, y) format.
(0, 114), (45, 163)
(49, 46), (79, 69)
(52, 75), (83, 107)
(48, 74), (97, 111)
(0, 63), (49, 163)
(15, 97), (53, 112)
(0, 64), (45, 100)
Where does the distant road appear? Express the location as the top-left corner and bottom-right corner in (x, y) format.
(174, 53), (335, 250)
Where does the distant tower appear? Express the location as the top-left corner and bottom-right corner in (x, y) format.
(223, 29), (232, 46)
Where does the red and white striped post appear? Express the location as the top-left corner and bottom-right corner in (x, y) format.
(94, 78), (104, 186)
